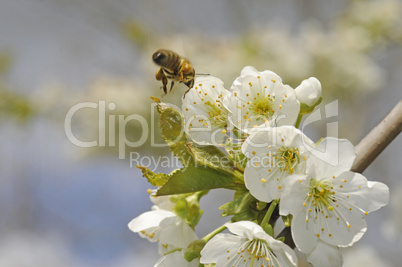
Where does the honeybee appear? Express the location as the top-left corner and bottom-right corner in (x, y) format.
(152, 49), (195, 98)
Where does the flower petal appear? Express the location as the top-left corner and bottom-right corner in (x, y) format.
(309, 137), (356, 178)
(158, 218), (198, 248)
(225, 221), (265, 239)
(334, 171), (390, 213)
(183, 76), (229, 145)
(272, 84), (300, 126)
(200, 233), (243, 265)
(307, 240), (342, 267)
(128, 210), (176, 233)
(295, 77), (322, 106)
(290, 206), (319, 254)
(155, 250), (199, 267)
(279, 174), (310, 215)
(244, 164), (281, 202)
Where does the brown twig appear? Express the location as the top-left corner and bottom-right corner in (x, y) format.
(351, 100), (402, 173)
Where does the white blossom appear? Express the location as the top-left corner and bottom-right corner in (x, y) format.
(242, 125), (316, 202)
(224, 66), (300, 132)
(182, 76), (230, 145)
(200, 221), (298, 267)
(294, 77), (322, 107)
(128, 194), (197, 254)
(279, 138), (389, 265)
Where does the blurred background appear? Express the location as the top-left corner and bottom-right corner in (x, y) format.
(0, 0), (401, 266)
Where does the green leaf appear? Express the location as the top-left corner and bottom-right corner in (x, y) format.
(219, 190), (258, 222)
(154, 99), (194, 166)
(156, 165), (244, 196)
(187, 143), (236, 175)
(136, 165), (170, 186)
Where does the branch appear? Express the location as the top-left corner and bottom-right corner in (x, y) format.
(351, 100), (402, 173)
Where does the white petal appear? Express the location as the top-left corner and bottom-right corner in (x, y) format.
(334, 172), (389, 213)
(308, 137), (356, 178)
(291, 207), (319, 254)
(307, 241), (342, 267)
(272, 84), (300, 126)
(200, 233), (243, 265)
(240, 66), (260, 77)
(279, 174), (310, 215)
(320, 201), (367, 247)
(155, 250), (199, 267)
(266, 238), (299, 266)
(295, 77), (322, 106)
(182, 76), (229, 145)
(128, 210), (176, 233)
(241, 127), (274, 155)
(151, 195), (175, 211)
(158, 218), (198, 248)
(242, 125), (315, 155)
(244, 164), (280, 202)
(225, 221), (265, 239)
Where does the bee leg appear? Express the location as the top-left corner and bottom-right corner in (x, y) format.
(169, 80), (174, 93)
(155, 68), (165, 81)
(179, 71), (184, 83)
(183, 87), (192, 99)
(162, 77), (168, 95)
(156, 68), (168, 95)
(183, 79), (194, 98)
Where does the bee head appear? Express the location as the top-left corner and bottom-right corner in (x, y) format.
(152, 50), (166, 65)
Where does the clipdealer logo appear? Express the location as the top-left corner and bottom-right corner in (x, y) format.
(64, 100), (339, 166)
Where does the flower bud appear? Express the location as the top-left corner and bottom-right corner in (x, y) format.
(295, 77), (322, 107)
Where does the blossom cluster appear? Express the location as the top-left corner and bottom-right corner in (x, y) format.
(129, 66), (389, 267)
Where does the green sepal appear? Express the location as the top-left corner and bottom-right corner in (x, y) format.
(153, 98), (194, 166)
(156, 165), (244, 196)
(184, 240), (206, 262)
(172, 198), (188, 221)
(282, 214), (293, 227)
(136, 165), (170, 187)
(256, 201), (267, 210)
(261, 223), (274, 237)
(299, 96), (322, 115)
(167, 192), (207, 228)
(277, 236), (286, 242)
